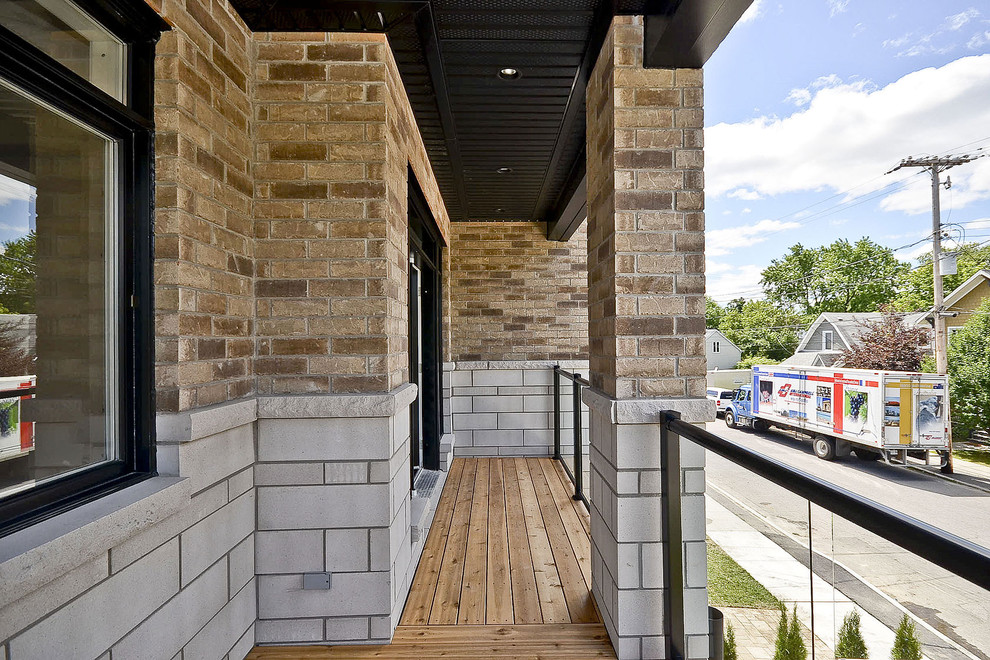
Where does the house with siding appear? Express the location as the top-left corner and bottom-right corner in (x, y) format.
(784, 311), (928, 366)
(705, 328), (742, 371)
(914, 268), (990, 338)
(0, 1), (752, 659)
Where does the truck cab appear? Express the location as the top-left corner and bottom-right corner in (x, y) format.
(724, 384), (755, 429)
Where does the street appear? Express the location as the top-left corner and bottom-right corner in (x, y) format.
(704, 420), (990, 660)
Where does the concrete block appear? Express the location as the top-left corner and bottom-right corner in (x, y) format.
(615, 542), (640, 589)
(497, 412), (548, 430)
(640, 542), (666, 589)
(256, 618), (323, 643)
(324, 462), (368, 484)
(452, 413), (497, 430)
(450, 386), (498, 396)
(325, 529), (369, 572)
(258, 417), (390, 462)
(258, 484), (389, 530)
(368, 460), (390, 483)
(258, 572), (390, 618)
(112, 559), (227, 660)
(0, 553), (108, 641)
(228, 466), (254, 500)
(684, 540), (706, 589)
(683, 587), (709, 635)
(523, 429), (553, 446)
(181, 490), (255, 586)
(450, 396), (472, 413)
(683, 468), (705, 494)
(256, 530), (324, 574)
(255, 462), (324, 486)
(615, 496), (663, 542)
(325, 616), (372, 641)
(497, 446), (550, 456)
(614, 424), (662, 469)
(616, 588), (665, 636)
(183, 579), (256, 660)
(473, 370), (523, 386)
(370, 615), (393, 640)
(523, 369), (555, 386)
(228, 624), (255, 660)
(496, 386), (548, 395)
(472, 395), (523, 413)
(229, 534), (254, 594)
(158, 424), (254, 494)
(471, 430), (523, 447)
(9, 540), (179, 660)
(449, 370), (472, 387)
(523, 395), (555, 412)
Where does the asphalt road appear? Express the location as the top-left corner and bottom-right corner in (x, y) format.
(704, 419), (990, 660)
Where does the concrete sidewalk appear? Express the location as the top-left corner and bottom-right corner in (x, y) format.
(706, 493), (929, 660)
(909, 453), (990, 494)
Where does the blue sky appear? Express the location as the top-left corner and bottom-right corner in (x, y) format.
(0, 176), (34, 246)
(705, 0), (990, 303)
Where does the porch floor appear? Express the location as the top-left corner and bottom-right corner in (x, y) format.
(247, 457), (615, 658)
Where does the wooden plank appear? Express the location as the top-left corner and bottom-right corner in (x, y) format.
(527, 459), (597, 623)
(551, 458), (591, 535)
(429, 458), (477, 624)
(245, 624), (616, 659)
(502, 456), (543, 624)
(457, 458), (490, 624)
(513, 458), (570, 623)
(539, 458), (593, 592)
(486, 458), (513, 624)
(400, 459), (465, 625)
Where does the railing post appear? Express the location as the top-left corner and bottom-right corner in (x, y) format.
(572, 373), (583, 502)
(553, 366), (561, 461)
(660, 411), (685, 660)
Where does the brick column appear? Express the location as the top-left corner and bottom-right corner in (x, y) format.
(585, 16), (713, 660)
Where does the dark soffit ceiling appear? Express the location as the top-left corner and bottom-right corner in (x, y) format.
(228, 0), (751, 227)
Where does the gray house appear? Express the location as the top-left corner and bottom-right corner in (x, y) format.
(784, 311), (927, 367)
(705, 328), (742, 370)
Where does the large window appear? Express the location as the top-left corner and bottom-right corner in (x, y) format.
(0, 0), (164, 535)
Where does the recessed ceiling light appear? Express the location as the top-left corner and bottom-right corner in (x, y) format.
(496, 208), (506, 213)
(497, 67), (520, 80)
(496, 167), (513, 174)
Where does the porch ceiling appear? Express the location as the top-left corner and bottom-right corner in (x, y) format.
(228, 0), (751, 228)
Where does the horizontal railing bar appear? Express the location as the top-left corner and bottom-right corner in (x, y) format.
(552, 365), (590, 387)
(664, 414), (990, 593)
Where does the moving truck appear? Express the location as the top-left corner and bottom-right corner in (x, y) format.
(723, 365), (950, 464)
(0, 376), (35, 464)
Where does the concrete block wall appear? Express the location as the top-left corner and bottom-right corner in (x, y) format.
(450, 361), (590, 457)
(254, 385), (417, 644)
(0, 400), (257, 660)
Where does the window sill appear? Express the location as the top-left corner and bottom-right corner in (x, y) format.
(0, 476), (191, 609)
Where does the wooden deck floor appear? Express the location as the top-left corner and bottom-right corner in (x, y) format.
(247, 458), (615, 659)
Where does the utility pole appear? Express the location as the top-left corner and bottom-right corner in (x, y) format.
(887, 153), (982, 474)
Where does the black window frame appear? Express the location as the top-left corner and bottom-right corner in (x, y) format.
(0, 0), (167, 537)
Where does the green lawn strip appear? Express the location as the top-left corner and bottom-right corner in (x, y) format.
(707, 539), (781, 609)
(955, 449), (990, 468)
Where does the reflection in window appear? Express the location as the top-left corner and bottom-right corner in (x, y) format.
(0, 77), (117, 499)
(0, 0), (126, 102)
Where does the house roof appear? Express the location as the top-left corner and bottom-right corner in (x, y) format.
(795, 310), (931, 352)
(780, 351), (841, 367)
(705, 328), (741, 352)
(939, 269), (990, 316)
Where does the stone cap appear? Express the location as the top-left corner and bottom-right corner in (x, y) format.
(257, 382), (418, 419)
(583, 387), (715, 424)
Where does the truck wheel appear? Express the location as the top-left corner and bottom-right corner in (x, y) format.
(725, 410), (736, 429)
(813, 435), (836, 460)
(852, 447), (881, 461)
(753, 419), (770, 432)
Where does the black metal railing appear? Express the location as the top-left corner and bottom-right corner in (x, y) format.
(552, 365), (589, 505)
(660, 410), (990, 660)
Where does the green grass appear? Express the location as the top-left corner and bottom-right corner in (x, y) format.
(707, 539), (781, 609)
(955, 449), (990, 468)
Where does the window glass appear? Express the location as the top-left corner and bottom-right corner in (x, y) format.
(0, 0), (126, 102)
(0, 76), (118, 500)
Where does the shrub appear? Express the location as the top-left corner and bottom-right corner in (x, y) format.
(724, 622), (738, 660)
(835, 609), (868, 658)
(773, 604), (807, 660)
(891, 615), (922, 660)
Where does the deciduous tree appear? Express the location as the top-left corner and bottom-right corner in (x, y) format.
(839, 307), (931, 371)
(893, 242), (990, 312)
(718, 300), (805, 361)
(944, 297), (990, 439)
(0, 231), (36, 314)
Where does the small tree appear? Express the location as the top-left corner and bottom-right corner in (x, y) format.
(839, 306), (931, 371)
(836, 609), (869, 658)
(944, 297), (990, 439)
(891, 614), (922, 660)
(0, 321), (33, 377)
(724, 622), (738, 660)
(773, 604), (808, 660)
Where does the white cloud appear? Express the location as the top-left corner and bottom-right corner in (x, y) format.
(827, 0), (850, 18)
(0, 177), (33, 207)
(742, 207), (753, 214)
(945, 8), (979, 32)
(786, 87), (812, 107)
(738, 0), (764, 25)
(879, 156), (990, 215)
(969, 31), (990, 49)
(706, 263), (766, 302)
(786, 74), (843, 106)
(707, 219), (802, 257)
(728, 187), (763, 200)
(707, 55), (990, 215)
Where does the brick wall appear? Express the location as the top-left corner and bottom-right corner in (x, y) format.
(154, 0), (256, 412)
(586, 16), (706, 400)
(449, 222), (588, 362)
(253, 32), (448, 396)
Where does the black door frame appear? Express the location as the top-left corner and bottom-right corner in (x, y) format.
(408, 171), (443, 476)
